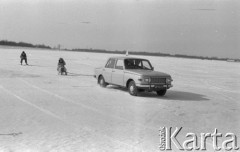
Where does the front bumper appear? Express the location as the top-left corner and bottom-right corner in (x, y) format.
(136, 83), (173, 91)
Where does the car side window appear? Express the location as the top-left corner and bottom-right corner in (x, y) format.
(115, 59), (124, 70)
(142, 60), (151, 70)
(105, 58), (116, 68)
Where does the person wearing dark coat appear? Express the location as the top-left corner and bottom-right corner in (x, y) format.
(20, 51), (28, 65)
(57, 58), (67, 74)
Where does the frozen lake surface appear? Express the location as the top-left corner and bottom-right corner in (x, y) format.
(0, 48), (239, 152)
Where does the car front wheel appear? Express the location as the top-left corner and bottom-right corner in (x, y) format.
(156, 89), (167, 96)
(99, 76), (107, 87)
(128, 81), (138, 96)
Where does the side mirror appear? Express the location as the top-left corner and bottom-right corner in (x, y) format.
(152, 67), (154, 71)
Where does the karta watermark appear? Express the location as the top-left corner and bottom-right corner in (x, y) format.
(159, 127), (239, 151)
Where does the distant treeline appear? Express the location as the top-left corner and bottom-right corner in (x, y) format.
(0, 40), (51, 49)
(72, 48), (239, 62)
(0, 40), (239, 62)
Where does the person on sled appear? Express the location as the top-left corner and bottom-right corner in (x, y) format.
(57, 58), (67, 75)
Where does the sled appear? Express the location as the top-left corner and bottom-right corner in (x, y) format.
(58, 66), (67, 75)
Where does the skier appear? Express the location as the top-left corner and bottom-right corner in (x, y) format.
(20, 51), (28, 65)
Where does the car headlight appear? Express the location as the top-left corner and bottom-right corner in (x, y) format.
(144, 78), (150, 83)
(138, 77), (150, 83)
(166, 77), (173, 84)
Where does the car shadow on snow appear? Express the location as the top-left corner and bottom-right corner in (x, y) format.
(139, 90), (209, 101)
(67, 72), (93, 77)
(107, 86), (209, 101)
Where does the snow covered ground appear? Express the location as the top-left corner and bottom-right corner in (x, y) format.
(0, 47), (239, 152)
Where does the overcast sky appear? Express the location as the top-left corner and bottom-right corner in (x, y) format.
(0, 0), (239, 58)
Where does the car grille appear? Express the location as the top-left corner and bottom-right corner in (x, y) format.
(150, 78), (166, 84)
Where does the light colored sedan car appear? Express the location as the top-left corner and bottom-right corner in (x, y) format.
(94, 57), (173, 96)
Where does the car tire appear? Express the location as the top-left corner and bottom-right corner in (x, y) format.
(128, 81), (138, 96)
(156, 89), (167, 96)
(99, 76), (107, 88)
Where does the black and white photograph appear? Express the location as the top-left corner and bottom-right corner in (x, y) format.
(0, 0), (239, 151)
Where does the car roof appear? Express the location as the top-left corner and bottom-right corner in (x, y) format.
(108, 56), (147, 60)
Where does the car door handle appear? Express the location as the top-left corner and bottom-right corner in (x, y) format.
(112, 70), (115, 72)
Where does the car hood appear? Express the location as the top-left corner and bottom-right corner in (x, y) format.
(125, 69), (171, 77)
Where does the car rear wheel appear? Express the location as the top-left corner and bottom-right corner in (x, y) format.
(128, 81), (138, 96)
(156, 89), (167, 96)
(99, 76), (107, 87)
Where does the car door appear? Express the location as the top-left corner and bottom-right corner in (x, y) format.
(111, 59), (124, 86)
(103, 58), (116, 83)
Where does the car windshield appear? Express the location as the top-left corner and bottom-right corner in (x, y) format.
(124, 59), (153, 70)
